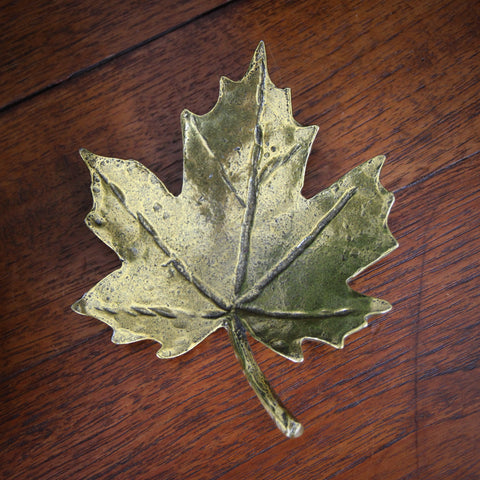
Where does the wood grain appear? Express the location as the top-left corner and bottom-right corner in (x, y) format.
(1, 0), (479, 478)
(0, 0), (231, 109)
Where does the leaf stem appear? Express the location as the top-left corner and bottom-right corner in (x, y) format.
(226, 315), (303, 438)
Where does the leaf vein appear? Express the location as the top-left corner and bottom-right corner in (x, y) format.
(239, 306), (355, 319)
(258, 144), (302, 185)
(234, 57), (267, 295)
(95, 172), (230, 311)
(190, 114), (246, 208)
(237, 187), (357, 305)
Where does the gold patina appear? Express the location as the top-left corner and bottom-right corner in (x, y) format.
(73, 42), (398, 437)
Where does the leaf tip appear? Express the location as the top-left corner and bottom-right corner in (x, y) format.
(248, 41), (267, 72)
(156, 348), (170, 359)
(71, 298), (86, 314)
(79, 148), (97, 168)
(181, 108), (193, 120)
(369, 154), (386, 172)
(370, 298), (392, 314)
(156, 346), (184, 359)
(275, 340), (305, 363)
(181, 109), (197, 132)
(219, 75), (235, 95)
(255, 40), (266, 59)
(111, 329), (124, 344)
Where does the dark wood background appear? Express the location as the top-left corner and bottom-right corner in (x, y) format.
(1, 1), (479, 478)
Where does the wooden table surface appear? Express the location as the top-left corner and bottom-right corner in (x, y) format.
(1, 1), (479, 478)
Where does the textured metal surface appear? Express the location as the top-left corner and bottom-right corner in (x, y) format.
(72, 42), (397, 437)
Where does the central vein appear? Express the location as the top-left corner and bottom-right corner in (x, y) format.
(234, 57), (267, 296)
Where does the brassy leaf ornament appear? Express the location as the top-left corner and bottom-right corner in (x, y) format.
(73, 42), (398, 438)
